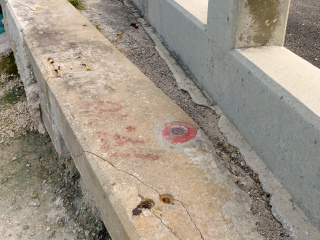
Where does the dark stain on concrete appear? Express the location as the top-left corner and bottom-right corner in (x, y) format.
(245, 0), (280, 45)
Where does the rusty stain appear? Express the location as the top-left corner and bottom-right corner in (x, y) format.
(132, 198), (155, 216)
(132, 207), (142, 216)
(54, 69), (61, 77)
(47, 57), (54, 64)
(159, 194), (174, 204)
(81, 63), (92, 71)
(139, 198), (155, 209)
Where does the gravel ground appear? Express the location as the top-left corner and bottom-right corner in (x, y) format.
(0, 53), (110, 239)
(285, 0), (320, 69)
(81, 0), (292, 239)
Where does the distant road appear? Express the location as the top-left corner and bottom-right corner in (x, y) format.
(285, 0), (320, 69)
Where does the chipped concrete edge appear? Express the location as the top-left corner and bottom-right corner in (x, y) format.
(218, 112), (320, 240)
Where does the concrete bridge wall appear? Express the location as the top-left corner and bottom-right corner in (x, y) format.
(131, 0), (320, 230)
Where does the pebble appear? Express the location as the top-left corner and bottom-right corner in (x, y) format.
(22, 225), (29, 230)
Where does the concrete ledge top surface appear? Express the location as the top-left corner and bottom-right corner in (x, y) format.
(6, 0), (263, 239)
(239, 46), (320, 118)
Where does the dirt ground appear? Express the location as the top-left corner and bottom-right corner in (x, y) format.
(285, 0), (320, 69)
(0, 53), (110, 239)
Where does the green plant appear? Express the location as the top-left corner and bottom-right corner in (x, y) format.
(68, 0), (84, 10)
(0, 52), (19, 77)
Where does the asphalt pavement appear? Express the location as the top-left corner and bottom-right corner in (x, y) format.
(285, 0), (320, 69)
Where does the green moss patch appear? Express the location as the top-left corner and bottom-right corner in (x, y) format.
(0, 84), (25, 105)
(0, 52), (19, 77)
(68, 0), (85, 10)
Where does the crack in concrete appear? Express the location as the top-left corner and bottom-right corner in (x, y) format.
(84, 150), (161, 195)
(176, 200), (205, 240)
(82, 150), (204, 239)
(150, 210), (182, 240)
(15, 2), (34, 11)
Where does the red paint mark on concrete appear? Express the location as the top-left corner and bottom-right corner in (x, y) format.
(162, 121), (197, 144)
(86, 101), (128, 121)
(126, 126), (136, 132)
(94, 101), (122, 113)
(114, 134), (145, 146)
(96, 131), (158, 160)
(97, 131), (110, 151)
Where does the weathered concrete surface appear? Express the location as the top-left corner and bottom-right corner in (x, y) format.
(237, 0), (290, 48)
(1, 0), (45, 133)
(219, 114), (320, 240)
(0, 32), (10, 56)
(1, 0), (268, 239)
(130, 0), (320, 231)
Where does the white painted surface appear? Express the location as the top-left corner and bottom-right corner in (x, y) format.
(174, 0), (208, 24)
(239, 46), (320, 116)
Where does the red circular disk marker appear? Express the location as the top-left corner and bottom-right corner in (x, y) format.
(162, 121), (197, 144)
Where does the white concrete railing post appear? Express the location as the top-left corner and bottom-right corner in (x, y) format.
(202, 0), (291, 103)
(206, 0), (291, 51)
(203, 0), (291, 88)
(201, 0), (320, 232)
(203, 0), (291, 80)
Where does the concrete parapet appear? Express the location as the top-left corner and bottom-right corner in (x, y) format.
(130, 0), (320, 233)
